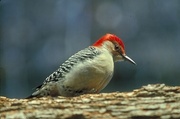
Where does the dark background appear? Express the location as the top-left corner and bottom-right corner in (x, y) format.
(0, 0), (180, 98)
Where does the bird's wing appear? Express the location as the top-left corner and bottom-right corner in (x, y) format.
(35, 46), (101, 90)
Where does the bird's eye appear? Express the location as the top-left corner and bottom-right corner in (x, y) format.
(114, 44), (119, 51)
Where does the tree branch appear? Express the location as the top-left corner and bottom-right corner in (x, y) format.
(0, 84), (180, 119)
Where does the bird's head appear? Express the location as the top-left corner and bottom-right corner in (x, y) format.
(93, 33), (136, 65)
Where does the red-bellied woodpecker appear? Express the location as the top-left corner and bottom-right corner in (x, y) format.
(27, 33), (136, 98)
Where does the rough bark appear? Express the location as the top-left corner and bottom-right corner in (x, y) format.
(0, 84), (180, 119)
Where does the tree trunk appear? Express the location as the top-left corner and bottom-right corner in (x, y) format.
(0, 84), (180, 119)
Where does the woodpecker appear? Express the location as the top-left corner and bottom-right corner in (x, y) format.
(27, 33), (136, 98)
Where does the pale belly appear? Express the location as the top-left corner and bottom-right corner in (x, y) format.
(58, 53), (114, 96)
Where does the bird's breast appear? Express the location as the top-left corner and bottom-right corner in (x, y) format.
(59, 51), (114, 95)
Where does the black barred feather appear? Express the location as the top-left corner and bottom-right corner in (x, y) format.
(34, 46), (101, 91)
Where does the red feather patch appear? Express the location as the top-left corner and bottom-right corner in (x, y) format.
(93, 33), (125, 50)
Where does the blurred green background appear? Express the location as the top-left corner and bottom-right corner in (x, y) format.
(0, 0), (180, 98)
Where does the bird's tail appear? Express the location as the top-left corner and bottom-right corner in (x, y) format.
(25, 95), (36, 99)
(25, 84), (43, 99)
(25, 84), (60, 99)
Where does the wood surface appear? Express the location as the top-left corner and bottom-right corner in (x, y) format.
(0, 84), (180, 119)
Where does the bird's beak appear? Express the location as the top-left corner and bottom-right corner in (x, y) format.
(122, 54), (136, 65)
